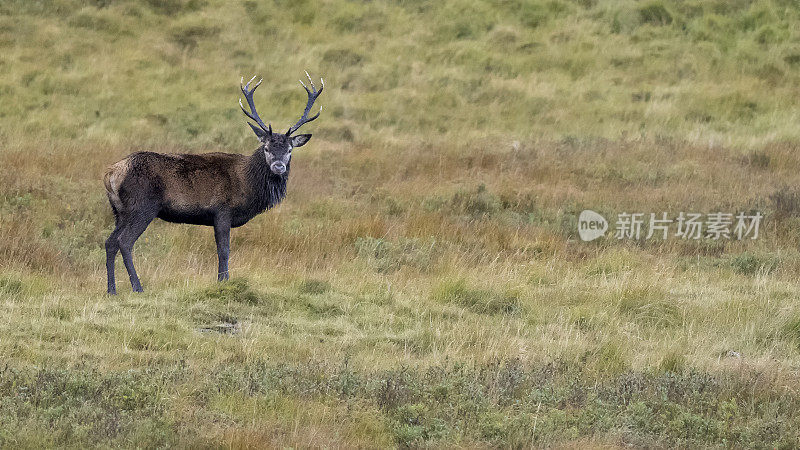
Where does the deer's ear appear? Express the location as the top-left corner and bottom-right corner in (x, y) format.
(291, 134), (312, 148)
(248, 122), (269, 140)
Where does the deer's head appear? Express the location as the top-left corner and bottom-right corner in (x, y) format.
(239, 72), (323, 175)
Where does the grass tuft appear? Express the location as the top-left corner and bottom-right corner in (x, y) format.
(638, 1), (674, 26)
(730, 252), (779, 276)
(296, 278), (331, 295)
(199, 278), (260, 304)
(0, 276), (23, 295)
(355, 237), (437, 273)
(432, 278), (521, 315)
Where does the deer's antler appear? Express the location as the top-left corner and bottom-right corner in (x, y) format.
(239, 75), (272, 136)
(287, 71), (323, 135)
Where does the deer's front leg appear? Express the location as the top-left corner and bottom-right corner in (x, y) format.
(213, 214), (231, 281)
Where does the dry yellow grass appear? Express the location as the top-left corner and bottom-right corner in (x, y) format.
(3, 0), (800, 447)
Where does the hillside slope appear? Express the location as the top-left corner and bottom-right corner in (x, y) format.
(0, 0), (799, 147)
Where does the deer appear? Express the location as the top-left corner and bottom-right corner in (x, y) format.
(103, 72), (323, 294)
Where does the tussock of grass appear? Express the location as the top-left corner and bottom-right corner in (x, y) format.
(0, 276), (23, 295)
(296, 278), (331, 295)
(355, 236), (437, 273)
(432, 278), (521, 315)
(781, 316), (800, 349)
(730, 252), (779, 276)
(658, 348), (687, 373)
(127, 325), (188, 352)
(198, 278), (260, 304)
(616, 286), (681, 327)
(638, 1), (674, 26)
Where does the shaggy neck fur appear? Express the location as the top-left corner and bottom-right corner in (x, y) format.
(246, 146), (288, 213)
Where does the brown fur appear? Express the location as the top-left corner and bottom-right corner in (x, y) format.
(104, 152), (259, 225)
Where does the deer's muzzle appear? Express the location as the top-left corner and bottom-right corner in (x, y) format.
(270, 161), (286, 175)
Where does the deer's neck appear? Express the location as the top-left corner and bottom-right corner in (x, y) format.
(246, 147), (288, 213)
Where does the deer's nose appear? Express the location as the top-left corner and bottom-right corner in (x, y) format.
(270, 161), (286, 175)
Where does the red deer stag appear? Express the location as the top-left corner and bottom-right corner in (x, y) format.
(104, 72), (323, 294)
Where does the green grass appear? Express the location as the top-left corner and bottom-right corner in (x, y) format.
(2, 0), (800, 148)
(2, 357), (799, 447)
(3, 0), (800, 447)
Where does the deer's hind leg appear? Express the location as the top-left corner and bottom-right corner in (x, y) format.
(106, 220), (122, 295)
(105, 192), (125, 295)
(116, 207), (158, 293)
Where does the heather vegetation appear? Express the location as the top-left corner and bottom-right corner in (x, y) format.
(2, 0), (800, 447)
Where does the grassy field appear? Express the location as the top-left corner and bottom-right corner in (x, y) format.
(2, 0), (800, 447)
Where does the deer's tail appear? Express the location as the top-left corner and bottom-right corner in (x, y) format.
(104, 159), (131, 214)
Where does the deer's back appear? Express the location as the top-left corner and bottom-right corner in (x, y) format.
(105, 151), (249, 225)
